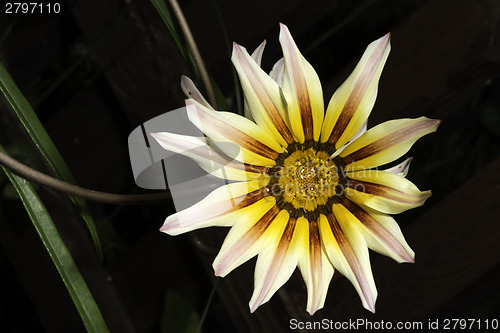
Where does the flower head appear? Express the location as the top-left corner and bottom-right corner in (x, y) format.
(152, 23), (439, 315)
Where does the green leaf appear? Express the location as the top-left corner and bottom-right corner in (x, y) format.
(0, 145), (109, 333)
(150, 0), (203, 89)
(0, 61), (102, 260)
(1, 143), (42, 199)
(211, 76), (230, 111)
(150, 0), (186, 58)
(151, 0), (232, 112)
(161, 290), (200, 333)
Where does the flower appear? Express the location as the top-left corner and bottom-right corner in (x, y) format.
(151, 23), (440, 315)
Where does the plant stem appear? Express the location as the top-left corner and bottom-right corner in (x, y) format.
(168, 0), (218, 108)
(0, 150), (170, 205)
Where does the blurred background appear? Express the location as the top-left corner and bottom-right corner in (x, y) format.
(0, 0), (499, 332)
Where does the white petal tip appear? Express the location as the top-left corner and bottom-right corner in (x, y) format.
(424, 117), (441, 130)
(232, 42), (242, 53)
(212, 263), (227, 278)
(149, 132), (167, 145)
(307, 307), (320, 316)
(369, 32), (391, 53)
(159, 223), (179, 235)
(431, 118), (441, 126)
(159, 225), (170, 233)
(249, 303), (258, 313)
(365, 302), (376, 314)
(361, 292), (377, 314)
(406, 252), (416, 264)
(279, 23), (292, 38)
(379, 33), (391, 45)
(249, 294), (266, 313)
(394, 251), (415, 264)
(159, 216), (183, 235)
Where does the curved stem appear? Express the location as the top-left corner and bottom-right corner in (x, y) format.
(0, 150), (171, 205)
(168, 0), (218, 108)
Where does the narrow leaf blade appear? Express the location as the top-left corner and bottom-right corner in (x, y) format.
(0, 62), (102, 259)
(0, 146), (109, 333)
(150, 0), (186, 58)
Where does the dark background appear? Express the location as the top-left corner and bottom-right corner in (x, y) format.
(0, 0), (499, 332)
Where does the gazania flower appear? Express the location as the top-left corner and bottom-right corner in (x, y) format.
(151, 23), (439, 315)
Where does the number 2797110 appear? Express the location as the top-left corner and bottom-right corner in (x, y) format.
(5, 3), (60, 14)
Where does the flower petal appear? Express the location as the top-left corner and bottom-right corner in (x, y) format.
(384, 157), (413, 177)
(350, 120), (368, 143)
(213, 200), (287, 277)
(330, 120), (368, 158)
(340, 117), (441, 170)
(321, 34), (390, 149)
(244, 41), (267, 121)
(251, 40), (266, 65)
(181, 75), (213, 109)
(279, 23), (324, 143)
(319, 210), (377, 312)
(232, 43), (294, 147)
(160, 180), (267, 235)
(340, 198), (414, 263)
(345, 169), (432, 214)
(249, 216), (302, 312)
(269, 58), (284, 86)
(297, 218), (335, 315)
(150, 132), (267, 181)
(186, 99), (284, 166)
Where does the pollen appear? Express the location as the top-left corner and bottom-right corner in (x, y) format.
(277, 147), (339, 211)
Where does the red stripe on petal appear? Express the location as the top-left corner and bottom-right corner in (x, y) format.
(326, 211), (375, 312)
(342, 118), (440, 166)
(214, 205), (281, 276)
(346, 178), (431, 205)
(251, 217), (297, 309)
(327, 34), (390, 145)
(307, 219), (324, 313)
(341, 198), (414, 263)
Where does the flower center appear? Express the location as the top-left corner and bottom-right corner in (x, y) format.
(266, 143), (346, 217)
